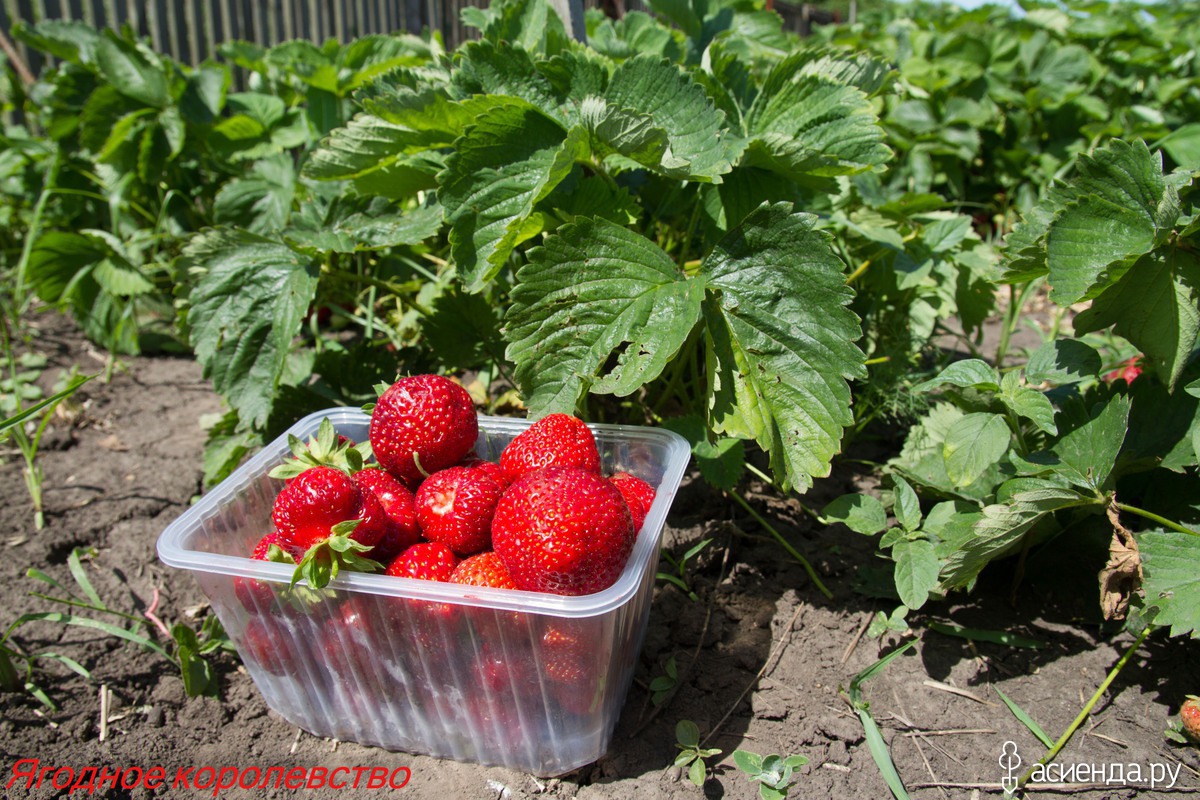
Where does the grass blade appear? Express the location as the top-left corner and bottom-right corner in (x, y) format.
(851, 638), (918, 690)
(14, 612), (167, 658)
(995, 686), (1054, 748)
(854, 704), (910, 800)
(928, 622), (1042, 649)
(33, 652), (92, 680)
(0, 374), (93, 436)
(25, 568), (68, 594)
(67, 548), (105, 609)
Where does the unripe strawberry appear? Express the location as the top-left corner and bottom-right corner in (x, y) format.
(499, 414), (601, 485)
(369, 375), (478, 487)
(492, 466), (634, 596)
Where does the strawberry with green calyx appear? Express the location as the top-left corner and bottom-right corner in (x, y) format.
(1183, 696), (1200, 742)
(499, 413), (601, 485)
(236, 532), (304, 613)
(415, 466), (503, 556)
(368, 374), (478, 488)
(272, 466), (388, 589)
(492, 466), (634, 596)
(268, 418), (372, 481)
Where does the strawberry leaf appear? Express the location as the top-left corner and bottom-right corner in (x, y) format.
(438, 101), (585, 291)
(505, 216), (704, 414)
(702, 203), (867, 492)
(603, 55), (742, 182)
(303, 113), (447, 181)
(181, 229), (320, 429)
(1141, 530), (1200, 638)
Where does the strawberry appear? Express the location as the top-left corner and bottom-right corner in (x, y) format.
(385, 541), (460, 582)
(235, 532), (303, 613)
(499, 413), (602, 485)
(271, 466), (388, 588)
(353, 468), (422, 564)
(608, 471), (657, 533)
(473, 643), (540, 698)
(541, 620), (606, 715)
(1104, 356), (1142, 385)
(238, 617), (299, 677)
(1183, 696), (1200, 742)
(458, 455), (510, 490)
(415, 466), (503, 556)
(492, 466), (634, 596)
(369, 375), (478, 487)
(449, 551), (518, 589)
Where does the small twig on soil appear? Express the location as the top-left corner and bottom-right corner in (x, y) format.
(840, 608), (875, 665)
(699, 601), (806, 749)
(922, 680), (997, 707)
(32, 709), (59, 729)
(142, 587), (171, 639)
(1082, 719), (1128, 749)
(887, 709), (962, 766)
(889, 693), (950, 800)
(901, 728), (995, 737)
(289, 728), (303, 755)
(99, 685), (110, 742)
(820, 763), (852, 773)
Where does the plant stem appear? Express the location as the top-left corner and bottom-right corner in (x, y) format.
(15, 146), (64, 310)
(1114, 503), (1200, 538)
(728, 491), (834, 600)
(1017, 626), (1151, 791)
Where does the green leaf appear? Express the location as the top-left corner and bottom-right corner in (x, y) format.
(661, 415), (745, 491)
(745, 75), (889, 178)
(439, 103), (584, 291)
(994, 687), (1054, 748)
(506, 216), (704, 414)
(703, 203), (866, 492)
(95, 33), (168, 108)
(604, 55), (741, 182)
(893, 475), (922, 532)
(1073, 248), (1200, 391)
(0, 374), (93, 437)
(1025, 393), (1131, 491)
(356, 85), (494, 138)
(452, 40), (561, 114)
(581, 97), (670, 168)
(822, 494), (888, 535)
(12, 612), (167, 658)
(892, 538), (939, 610)
(676, 719), (700, 747)
(13, 19), (101, 64)
(287, 199), (444, 253)
(688, 758), (706, 787)
(304, 113), (445, 180)
(999, 371), (1058, 435)
(926, 622), (1042, 649)
(1157, 123), (1200, 170)
(1140, 530), (1200, 638)
(1025, 339), (1102, 385)
(939, 486), (1092, 590)
(1044, 140), (1180, 305)
(181, 229), (320, 428)
(942, 413), (1011, 488)
(214, 155), (296, 235)
(914, 359), (999, 393)
(733, 750), (763, 775)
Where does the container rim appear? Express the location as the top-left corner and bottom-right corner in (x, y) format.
(157, 408), (691, 618)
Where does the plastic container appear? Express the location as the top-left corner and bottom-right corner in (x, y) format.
(157, 408), (690, 775)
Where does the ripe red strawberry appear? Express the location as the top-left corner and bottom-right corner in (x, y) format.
(492, 466), (634, 596)
(239, 617), (299, 677)
(473, 643), (540, 698)
(1104, 356), (1142, 385)
(272, 466), (389, 588)
(449, 552), (518, 589)
(385, 541), (460, 581)
(541, 620), (606, 715)
(1183, 696), (1200, 742)
(499, 413), (602, 485)
(608, 472), (657, 533)
(353, 468), (422, 563)
(236, 532), (304, 613)
(369, 375), (478, 487)
(272, 466), (387, 551)
(458, 455), (510, 490)
(415, 466), (503, 556)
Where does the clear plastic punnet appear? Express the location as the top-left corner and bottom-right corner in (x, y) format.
(157, 408), (691, 776)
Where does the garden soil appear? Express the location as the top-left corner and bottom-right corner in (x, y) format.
(2, 312), (1199, 800)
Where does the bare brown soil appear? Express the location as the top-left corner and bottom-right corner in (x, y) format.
(2, 312), (1199, 800)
